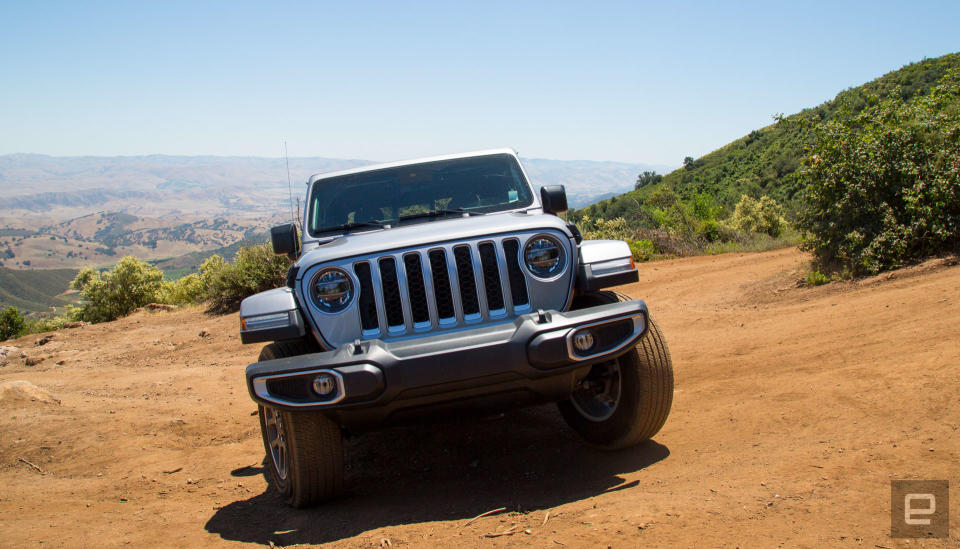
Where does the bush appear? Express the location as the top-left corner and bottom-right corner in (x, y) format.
(24, 312), (73, 334)
(804, 270), (829, 286)
(160, 273), (204, 305)
(577, 215), (635, 241)
(199, 243), (290, 313)
(71, 256), (165, 323)
(629, 239), (657, 262)
(1, 306), (25, 341)
(729, 195), (785, 237)
(798, 70), (960, 275)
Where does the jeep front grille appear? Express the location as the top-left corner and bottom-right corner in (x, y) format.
(352, 238), (532, 338)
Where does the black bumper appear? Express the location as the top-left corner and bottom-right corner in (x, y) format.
(245, 299), (648, 429)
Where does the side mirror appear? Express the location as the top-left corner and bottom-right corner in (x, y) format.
(540, 185), (568, 215)
(270, 223), (300, 258)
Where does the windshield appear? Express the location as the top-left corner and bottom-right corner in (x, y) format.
(307, 153), (533, 235)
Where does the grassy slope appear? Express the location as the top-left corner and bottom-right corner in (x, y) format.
(579, 52), (960, 220)
(0, 268), (78, 313)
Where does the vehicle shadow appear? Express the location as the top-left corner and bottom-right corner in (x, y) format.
(205, 405), (670, 545)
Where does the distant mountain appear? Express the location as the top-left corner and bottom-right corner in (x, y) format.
(0, 154), (370, 219)
(0, 153), (672, 217)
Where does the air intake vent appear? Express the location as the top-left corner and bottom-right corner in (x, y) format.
(502, 238), (529, 306)
(378, 257), (404, 327)
(353, 261), (379, 331)
(478, 242), (504, 312)
(453, 245), (480, 316)
(403, 253), (430, 324)
(429, 249), (455, 321)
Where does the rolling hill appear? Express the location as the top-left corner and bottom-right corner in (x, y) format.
(0, 268), (78, 313)
(578, 52), (960, 220)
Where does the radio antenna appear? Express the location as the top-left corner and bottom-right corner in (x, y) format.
(296, 196), (302, 231)
(284, 140), (296, 226)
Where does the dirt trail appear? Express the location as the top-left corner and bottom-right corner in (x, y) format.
(1, 248), (958, 548)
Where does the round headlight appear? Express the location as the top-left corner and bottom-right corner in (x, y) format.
(309, 268), (353, 313)
(524, 235), (566, 278)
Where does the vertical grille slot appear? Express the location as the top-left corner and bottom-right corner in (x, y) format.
(378, 257), (405, 327)
(403, 253), (430, 324)
(502, 238), (529, 306)
(478, 242), (504, 312)
(453, 245), (480, 316)
(353, 261), (379, 332)
(429, 249), (455, 321)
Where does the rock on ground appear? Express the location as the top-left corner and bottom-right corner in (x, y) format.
(0, 380), (61, 406)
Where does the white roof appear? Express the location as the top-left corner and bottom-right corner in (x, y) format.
(306, 148), (519, 184)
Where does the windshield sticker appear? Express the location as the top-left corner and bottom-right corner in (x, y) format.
(508, 190), (519, 202)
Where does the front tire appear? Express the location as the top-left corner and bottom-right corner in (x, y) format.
(257, 341), (344, 507)
(558, 291), (674, 449)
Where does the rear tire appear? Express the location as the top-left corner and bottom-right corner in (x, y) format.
(558, 291), (674, 449)
(257, 341), (344, 507)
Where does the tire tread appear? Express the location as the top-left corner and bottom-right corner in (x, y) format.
(258, 340), (343, 507)
(559, 291), (674, 449)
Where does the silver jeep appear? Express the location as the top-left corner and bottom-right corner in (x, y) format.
(239, 148), (673, 506)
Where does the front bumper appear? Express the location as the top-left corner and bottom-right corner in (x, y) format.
(245, 299), (648, 429)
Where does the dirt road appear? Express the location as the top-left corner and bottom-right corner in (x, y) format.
(1, 248), (957, 547)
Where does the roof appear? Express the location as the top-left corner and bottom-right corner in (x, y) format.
(306, 148), (519, 184)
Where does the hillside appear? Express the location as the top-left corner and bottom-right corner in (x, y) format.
(0, 268), (78, 312)
(1, 248), (957, 546)
(150, 231), (269, 280)
(579, 52), (960, 220)
(0, 211), (267, 274)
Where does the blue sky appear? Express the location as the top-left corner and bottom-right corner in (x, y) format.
(1, 1), (957, 165)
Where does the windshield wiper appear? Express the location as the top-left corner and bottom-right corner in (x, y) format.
(397, 208), (483, 222)
(317, 221), (390, 233)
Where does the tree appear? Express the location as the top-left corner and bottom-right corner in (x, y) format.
(199, 243), (291, 313)
(683, 156), (695, 170)
(635, 170), (663, 189)
(798, 69), (960, 274)
(71, 256), (165, 323)
(1, 307), (25, 341)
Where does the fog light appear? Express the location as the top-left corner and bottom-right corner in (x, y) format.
(573, 330), (595, 352)
(312, 373), (337, 396)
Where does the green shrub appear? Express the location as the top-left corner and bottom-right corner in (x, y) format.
(199, 243), (291, 313)
(71, 256), (165, 323)
(24, 312), (73, 334)
(798, 70), (960, 275)
(1, 306), (25, 341)
(577, 215), (635, 241)
(804, 270), (829, 286)
(729, 195), (785, 237)
(160, 273), (204, 305)
(629, 239), (657, 262)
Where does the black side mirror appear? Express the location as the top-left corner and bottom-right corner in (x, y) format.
(540, 185), (568, 215)
(271, 223), (300, 258)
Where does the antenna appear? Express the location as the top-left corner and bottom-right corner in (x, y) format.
(284, 140), (296, 226)
(296, 196), (302, 231)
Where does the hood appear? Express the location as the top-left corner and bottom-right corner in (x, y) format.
(295, 211), (571, 270)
